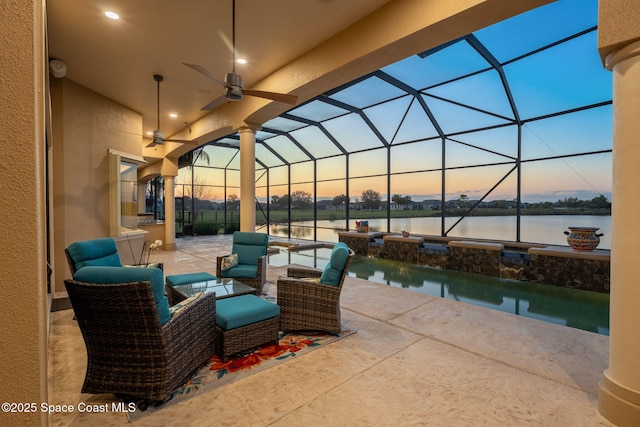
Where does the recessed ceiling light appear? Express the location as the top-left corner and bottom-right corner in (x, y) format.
(236, 58), (247, 65)
(146, 131), (153, 136)
(105, 11), (120, 20)
(169, 113), (178, 118)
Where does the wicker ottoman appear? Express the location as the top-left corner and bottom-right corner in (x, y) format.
(215, 294), (280, 361)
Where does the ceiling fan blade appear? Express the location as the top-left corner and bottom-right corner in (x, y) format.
(201, 95), (228, 111)
(164, 138), (198, 145)
(183, 63), (229, 88)
(146, 140), (158, 148)
(243, 89), (298, 105)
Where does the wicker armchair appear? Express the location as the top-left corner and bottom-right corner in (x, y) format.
(64, 274), (216, 402)
(278, 244), (355, 333)
(216, 231), (268, 293)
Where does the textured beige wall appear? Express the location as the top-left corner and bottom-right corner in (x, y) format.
(50, 79), (143, 294)
(0, 0), (48, 425)
(598, 0), (640, 61)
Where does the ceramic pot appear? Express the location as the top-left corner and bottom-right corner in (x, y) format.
(564, 227), (604, 251)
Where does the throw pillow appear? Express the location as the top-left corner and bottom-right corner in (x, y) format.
(221, 253), (239, 271)
(169, 292), (203, 317)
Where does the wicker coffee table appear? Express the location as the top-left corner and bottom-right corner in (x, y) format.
(171, 277), (257, 301)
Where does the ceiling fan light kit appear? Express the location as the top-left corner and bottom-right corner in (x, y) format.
(146, 74), (197, 148)
(225, 73), (243, 101)
(184, 0), (297, 111)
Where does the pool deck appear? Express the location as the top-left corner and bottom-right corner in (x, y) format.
(49, 234), (613, 426)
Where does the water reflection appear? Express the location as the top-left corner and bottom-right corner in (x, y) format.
(348, 256), (609, 335)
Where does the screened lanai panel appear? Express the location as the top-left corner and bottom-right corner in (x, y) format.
(521, 106), (612, 160)
(425, 95), (512, 135)
(199, 144), (238, 167)
(445, 138), (515, 168)
(287, 99), (348, 122)
(390, 140), (442, 173)
(329, 75), (407, 109)
(349, 148), (387, 177)
(390, 171), (441, 204)
(262, 116), (307, 133)
(262, 135), (310, 163)
(362, 96), (411, 142)
(473, 0), (598, 63)
(367, 97), (440, 144)
(445, 164), (516, 201)
(255, 171), (268, 203)
(317, 157), (345, 181)
(255, 143), (286, 167)
(452, 126), (519, 159)
(381, 39), (489, 90)
(291, 161), (314, 184)
(520, 153), (612, 203)
(322, 113), (386, 152)
(349, 176), (387, 204)
(289, 126), (343, 158)
(317, 180), (347, 214)
(268, 165), (289, 185)
(425, 69), (514, 119)
(504, 32), (610, 119)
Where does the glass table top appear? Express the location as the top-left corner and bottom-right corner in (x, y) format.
(173, 278), (256, 300)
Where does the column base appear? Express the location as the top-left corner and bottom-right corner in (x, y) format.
(163, 242), (177, 251)
(598, 371), (640, 426)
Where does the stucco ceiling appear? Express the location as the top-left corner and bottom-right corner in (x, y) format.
(46, 0), (392, 142)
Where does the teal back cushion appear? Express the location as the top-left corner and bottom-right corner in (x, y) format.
(68, 238), (122, 270)
(73, 266), (171, 325)
(320, 242), (350, 286)
(231, 232), (268, 265)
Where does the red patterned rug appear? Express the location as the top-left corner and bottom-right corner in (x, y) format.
(127, 328), (356, 421)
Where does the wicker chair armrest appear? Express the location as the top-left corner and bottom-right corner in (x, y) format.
(287, 267), (322, 279)
(162, 292), (216, 350)
(277, 276), (341, 300)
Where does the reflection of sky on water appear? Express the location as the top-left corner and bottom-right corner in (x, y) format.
(269, 248), (609, 335)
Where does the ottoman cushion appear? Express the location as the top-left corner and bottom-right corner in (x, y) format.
(216, 294), (280, 330)
(166, 272), (217, 287)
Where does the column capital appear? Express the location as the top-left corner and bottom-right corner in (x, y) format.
(605, 39), (640, 71)
(238, 122), (261, 133)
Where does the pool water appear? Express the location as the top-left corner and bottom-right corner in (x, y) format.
(267, 247), (610, 335)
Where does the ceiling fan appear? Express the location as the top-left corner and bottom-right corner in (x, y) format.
(183, 0), (297, 111)
(146, 74), (197, 148)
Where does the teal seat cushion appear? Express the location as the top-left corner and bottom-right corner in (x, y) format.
(320, 242), (350, 286)
(166, 272), (217, 287)
(216, 294), (280, 330)
(68, 238), (122, 270)
(221, 264), (258, 279)
(73, 266), (171, 326)
(231, 232), (268, 265)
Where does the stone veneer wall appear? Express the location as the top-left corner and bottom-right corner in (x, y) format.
(524, 247), (610, 293)
(339, 233), (610, 293)
(445, 241), (503, 276)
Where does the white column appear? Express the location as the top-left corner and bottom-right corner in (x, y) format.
(163, 175), (177, 251)
(239, 125), (259, 231)
(598, 39), (640, 426)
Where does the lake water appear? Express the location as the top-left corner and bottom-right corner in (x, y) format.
(269, 215), (611, 249)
